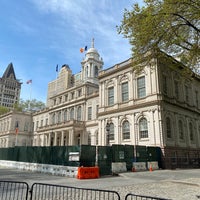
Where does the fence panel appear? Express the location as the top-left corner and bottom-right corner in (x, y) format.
(125, 193), (170, 200)
(0, 181), (29, 200)
(30, 183), (120, 200)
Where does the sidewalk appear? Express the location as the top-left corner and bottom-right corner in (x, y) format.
(0, 167), (200, 200)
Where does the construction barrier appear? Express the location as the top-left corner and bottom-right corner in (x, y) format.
(77, 166), (99, 179)
(112, 162), (127, 173)
(132, 162), (147, 172)
(147, 161), (159, 170)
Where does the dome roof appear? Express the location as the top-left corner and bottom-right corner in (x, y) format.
(86, 38), (99, 55)
(86, 47), (99, 55)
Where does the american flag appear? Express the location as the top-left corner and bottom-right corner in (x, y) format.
(26, 79), (32, 84)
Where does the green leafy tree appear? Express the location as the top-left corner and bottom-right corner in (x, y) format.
(118, 0), (200, 73)
(0, 106), (9, 115)
(18, 99), (45, 111)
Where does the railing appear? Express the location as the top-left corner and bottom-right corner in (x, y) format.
(125, 193), (171, 200)
(29, 183), (120, 200)
(0, 181), (171, 200)
(0, 181), (29, 200)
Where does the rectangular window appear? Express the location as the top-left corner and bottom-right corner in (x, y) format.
(122, 82), (129, 102)
(163, 75), (167, 94)
(40, 120), (43, 127)
(45, 118), (48, 126)
(108, 87), (114, 106)
(78, 89), (82, 97)
(185, 85), (189, 103)
(88, 107), (92, 120)
(71, 92), (74, 99)
(195, 91), (198, 107)
(137, 76), (146, 98)
(174, 80), (179, 99)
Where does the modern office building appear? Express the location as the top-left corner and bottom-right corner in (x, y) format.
(0, 63), (21, 108)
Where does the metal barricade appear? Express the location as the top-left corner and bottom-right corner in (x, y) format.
(30, 182), (121, 200)
(0, 181), (29, 200)
(125, 193), (170, 200)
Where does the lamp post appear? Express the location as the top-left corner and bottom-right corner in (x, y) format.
(106, 122), (110, 146)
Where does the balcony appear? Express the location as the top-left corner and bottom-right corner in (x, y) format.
(37, 120), (85, 132)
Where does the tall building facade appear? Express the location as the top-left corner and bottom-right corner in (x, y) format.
(0, 63), (21, 108)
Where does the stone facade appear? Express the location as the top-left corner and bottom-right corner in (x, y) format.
(0, 111), (32, 147)
(32, 39), (103, 147)
(32, 42), (200, 154)
(1, 41), (199, 168)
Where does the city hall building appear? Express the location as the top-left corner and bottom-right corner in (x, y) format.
(32, 40), (200, 168)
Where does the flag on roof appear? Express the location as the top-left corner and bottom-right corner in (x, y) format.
(80, 46), (87, 53)
(26, 79), (32, 84)
(56, 64), (58, 72)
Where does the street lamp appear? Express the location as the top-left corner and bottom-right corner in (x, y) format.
(106, 122), (110, 146)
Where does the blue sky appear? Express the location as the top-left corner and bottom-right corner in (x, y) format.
(0, 0), (141, 103)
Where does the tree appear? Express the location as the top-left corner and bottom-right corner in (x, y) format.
(0, 106), (9, 115)
(17, 99), (45, 111)
(118, 0), (200, 73)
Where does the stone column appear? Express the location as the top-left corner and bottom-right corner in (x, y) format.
(61, 131), (64, 146)
(69, 129), (74, 145)
(48, 132), (52, 146)
(54, 132), (57, 146)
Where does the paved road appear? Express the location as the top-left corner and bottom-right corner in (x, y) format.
(0, 167), (200, 199)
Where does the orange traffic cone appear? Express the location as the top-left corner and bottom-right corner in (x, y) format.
(149, 164), (153, 172)
(132, 166), (136, 172)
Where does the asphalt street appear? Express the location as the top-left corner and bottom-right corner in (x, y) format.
(0, 167), (200, 199)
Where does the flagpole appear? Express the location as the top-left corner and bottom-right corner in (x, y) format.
(28, 81), (32, 110)
(55, 65), (58, 94)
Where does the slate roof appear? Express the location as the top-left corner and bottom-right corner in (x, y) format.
(2, 62), (16, 80)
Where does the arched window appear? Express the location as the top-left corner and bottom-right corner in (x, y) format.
(122, 120), (130, 140)
(77, 106), (82, 121)
(189, 122), (194, 141)
(109, 123), (114, 141)
(139, 118), (148, 138)
(63, 110), (67, 122)
(166, 117), (172, 138)
(178, 120), (184, 140)
(70, 108), (74, 120)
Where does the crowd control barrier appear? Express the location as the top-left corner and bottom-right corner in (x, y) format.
(125, 193), (171, 200)
(0, 180), (29, 200)
(0, 181), (172, 200)
(77, 166), (99, 179)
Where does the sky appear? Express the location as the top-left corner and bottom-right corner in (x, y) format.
(0, 0), (142, 103)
